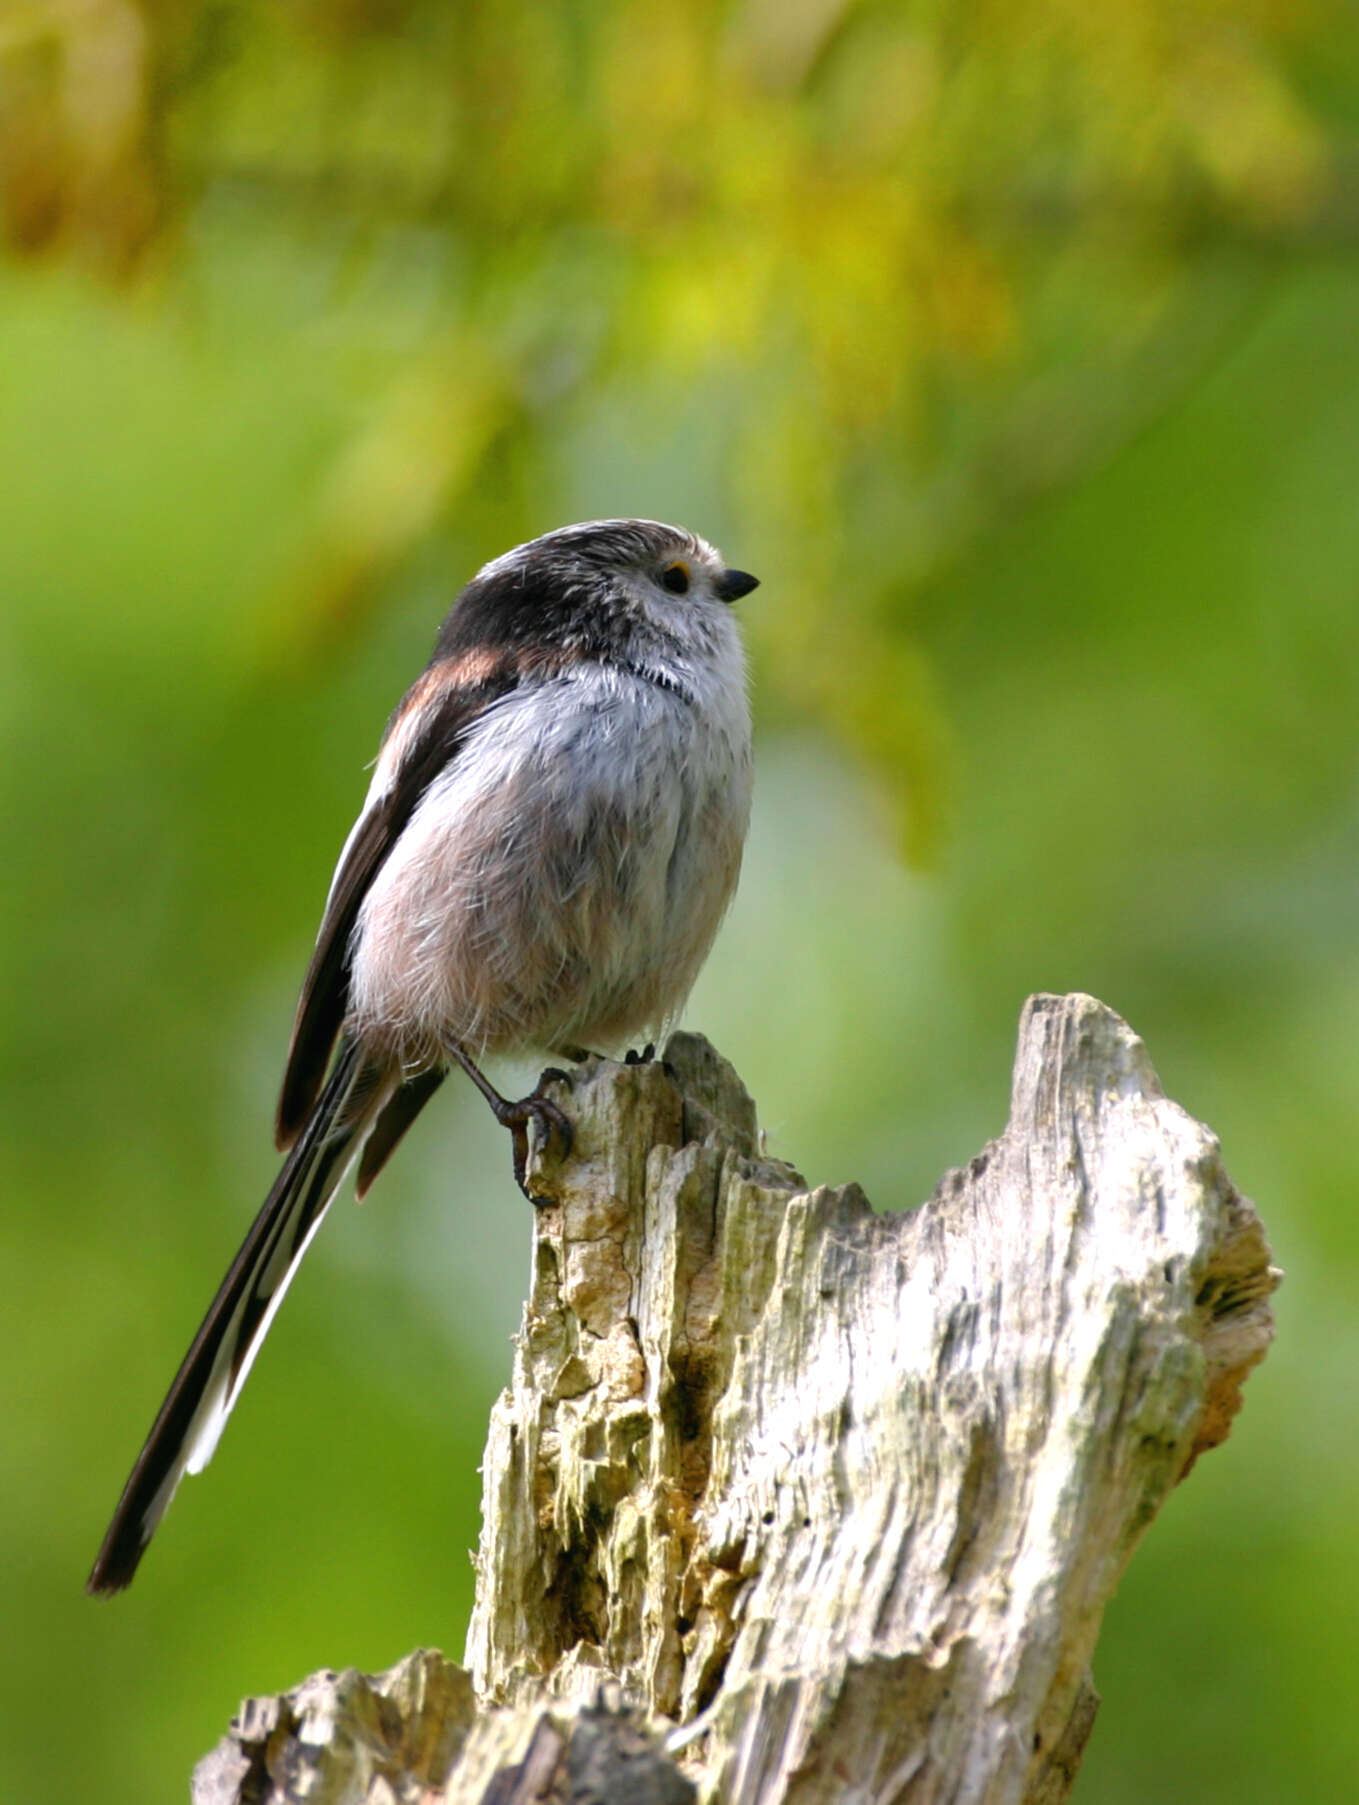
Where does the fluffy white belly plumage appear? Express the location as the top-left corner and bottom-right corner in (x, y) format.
(348, 663), (752, 1065)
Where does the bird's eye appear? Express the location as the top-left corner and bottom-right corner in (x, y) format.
(660, 561), (691, 595)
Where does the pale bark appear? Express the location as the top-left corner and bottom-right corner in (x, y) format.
(194, 993), (1278, 1805)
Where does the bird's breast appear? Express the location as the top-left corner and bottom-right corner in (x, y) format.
(348, 662), (751, 1063)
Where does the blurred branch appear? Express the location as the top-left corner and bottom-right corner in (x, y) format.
(251, 338), (515, 671)
(0, 0), (159, 271)
(194, 995), (1279, 1804)
(9, 0), (1356, 843)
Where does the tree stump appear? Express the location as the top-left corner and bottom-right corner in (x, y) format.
(194, 993), (1279, 1805)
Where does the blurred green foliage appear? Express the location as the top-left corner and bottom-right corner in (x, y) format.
(3, 1), (1358, 1799)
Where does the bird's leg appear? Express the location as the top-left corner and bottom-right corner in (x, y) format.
(450, 1046), (573, 1203)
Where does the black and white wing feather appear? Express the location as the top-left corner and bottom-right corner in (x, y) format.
(87, 1041), (381, 1592)
(87, 657), (514, 1594)
(275, 659), (518, 1146)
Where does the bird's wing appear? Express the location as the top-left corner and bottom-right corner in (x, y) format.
(274, 658), (518, 1148)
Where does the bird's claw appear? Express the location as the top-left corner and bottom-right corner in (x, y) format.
(502, 1079), (573, 1204)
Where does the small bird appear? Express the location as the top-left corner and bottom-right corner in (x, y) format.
(87, 519), (756, 1594)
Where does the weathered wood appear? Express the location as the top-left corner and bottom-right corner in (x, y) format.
(192, 1651), (694, 1805)
(193, 993), (1278, 1805)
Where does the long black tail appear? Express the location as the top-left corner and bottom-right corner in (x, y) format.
(87, 1040), (394, 1595)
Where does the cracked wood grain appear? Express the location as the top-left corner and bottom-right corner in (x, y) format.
(194, 994), (1278, 1805)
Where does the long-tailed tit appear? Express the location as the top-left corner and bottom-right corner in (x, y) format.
(87, 518), (756, 1593)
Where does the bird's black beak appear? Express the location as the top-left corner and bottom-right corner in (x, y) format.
(716, 568), (759, 603)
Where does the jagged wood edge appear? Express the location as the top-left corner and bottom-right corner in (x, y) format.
(192, 994), (1279, 1805)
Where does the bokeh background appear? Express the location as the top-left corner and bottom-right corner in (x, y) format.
(3, 2), (1357, 1798)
